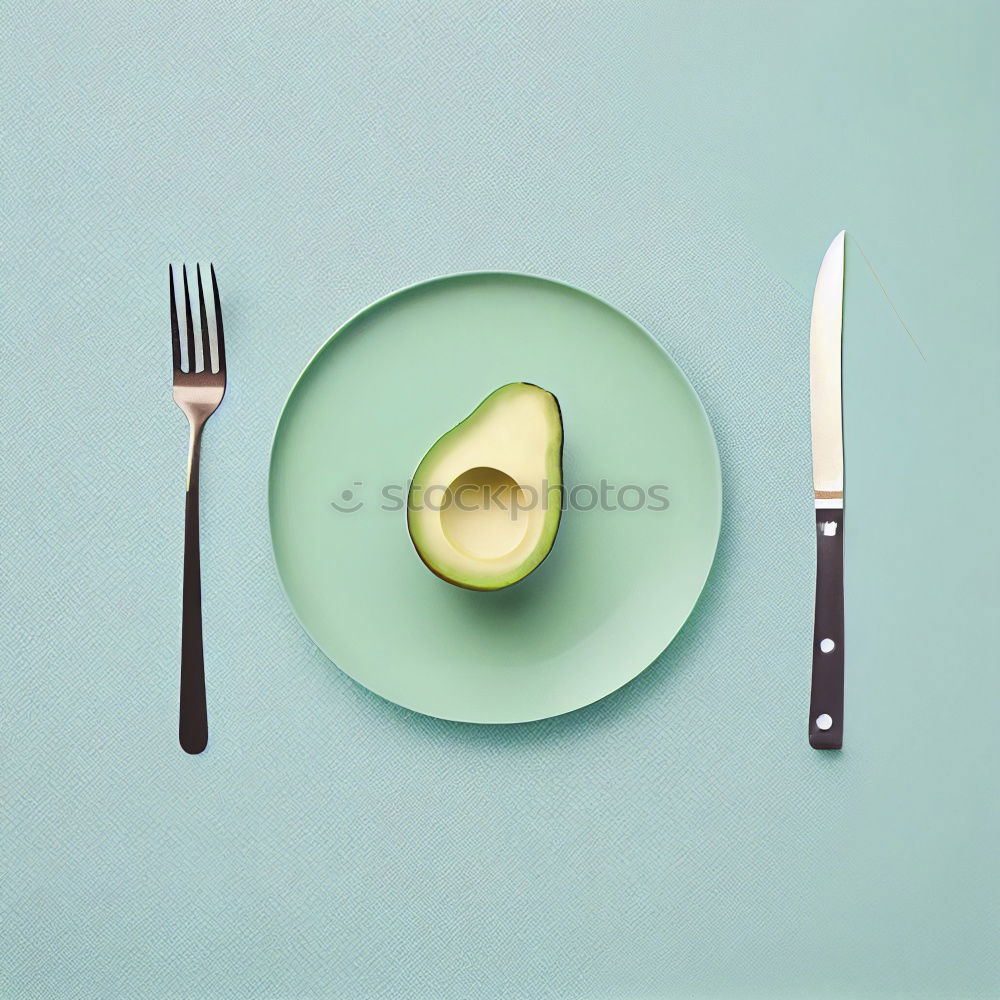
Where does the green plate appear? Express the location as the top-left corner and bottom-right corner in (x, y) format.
(269, 273), (721, 723)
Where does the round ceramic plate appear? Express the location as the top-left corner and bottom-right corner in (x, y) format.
(269, 273), (721, 723)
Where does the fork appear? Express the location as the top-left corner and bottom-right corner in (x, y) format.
(170, 264), (226, 754)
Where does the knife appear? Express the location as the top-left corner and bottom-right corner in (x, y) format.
(809, 230), (845, 749)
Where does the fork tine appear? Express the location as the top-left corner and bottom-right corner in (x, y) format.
(196, 264), (212, 373)
(182, 265), (197, 372)
(169, 265), (181, 372)
(210, 264), (225, 373)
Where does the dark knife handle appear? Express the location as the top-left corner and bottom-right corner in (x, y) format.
(809, 506), (844, 749)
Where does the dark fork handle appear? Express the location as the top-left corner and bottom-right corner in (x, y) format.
(179, 420), (208, 754)
(809, 507), (844, 749)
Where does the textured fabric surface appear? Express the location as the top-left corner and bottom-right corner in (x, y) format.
(3, 3), (998, 999)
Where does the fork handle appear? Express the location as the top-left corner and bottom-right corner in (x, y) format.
(179, 419), (208, 754)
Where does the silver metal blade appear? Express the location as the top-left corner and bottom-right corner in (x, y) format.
(810, 230), (845, 501)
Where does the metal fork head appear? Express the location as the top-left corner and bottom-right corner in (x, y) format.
(170, 263), (226, 418)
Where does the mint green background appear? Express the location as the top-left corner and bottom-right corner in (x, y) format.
(2, 2), (997, 998)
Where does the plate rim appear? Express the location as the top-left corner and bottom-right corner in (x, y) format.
(268, 270), (722, 723)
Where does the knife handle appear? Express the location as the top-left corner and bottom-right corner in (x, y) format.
(809, 506), (844, 749)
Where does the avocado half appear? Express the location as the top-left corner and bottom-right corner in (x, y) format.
(406, 383), (563, 591)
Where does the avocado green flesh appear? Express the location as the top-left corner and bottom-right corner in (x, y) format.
(406, 383), (563, 591)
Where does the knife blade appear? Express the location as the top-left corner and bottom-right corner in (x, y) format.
(808, 230), (845, 749)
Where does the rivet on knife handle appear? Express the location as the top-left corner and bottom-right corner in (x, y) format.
(809, 232), (845, 749)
